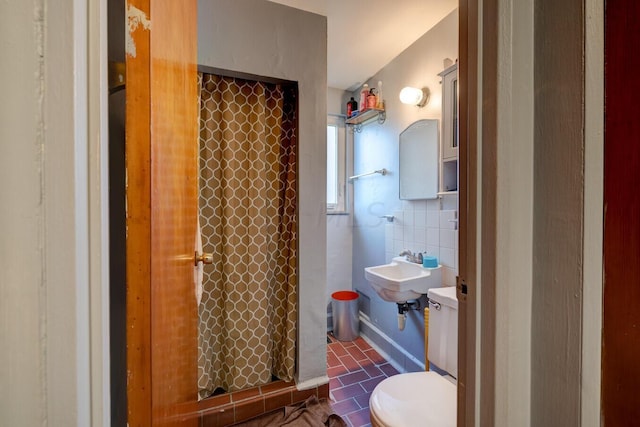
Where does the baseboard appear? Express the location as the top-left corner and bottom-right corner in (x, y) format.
(358, 312), (425, 373)
(296, 375), (330, 391)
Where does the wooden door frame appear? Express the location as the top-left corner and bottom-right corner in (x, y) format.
(103, 1), (597, 425)
(457, 0), (479, 425)
(583, 0), (604, 423)
(462, 0), (605, 425)
(125, 0), (153, 422)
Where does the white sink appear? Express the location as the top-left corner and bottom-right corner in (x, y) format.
(365, 257), (442, 302)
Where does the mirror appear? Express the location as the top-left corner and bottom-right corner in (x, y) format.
(399, 119), (439, 200)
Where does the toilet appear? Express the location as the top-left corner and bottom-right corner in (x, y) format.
(369, 286), (458, 427)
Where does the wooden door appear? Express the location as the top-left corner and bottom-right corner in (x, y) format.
(603, 0), (640, 423)
(125, 0), (199, 425)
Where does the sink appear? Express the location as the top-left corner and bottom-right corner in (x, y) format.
(365, 257), (442, 302)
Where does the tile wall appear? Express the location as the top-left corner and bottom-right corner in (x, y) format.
(384, 198), (458, 287)
(199, 380), (329, 425)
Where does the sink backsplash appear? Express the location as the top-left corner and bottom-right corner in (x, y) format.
(385, 198), (458, 287)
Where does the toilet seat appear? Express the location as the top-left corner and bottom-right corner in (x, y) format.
(369, 371), (456, 427)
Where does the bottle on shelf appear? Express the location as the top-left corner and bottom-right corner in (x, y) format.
(346, 97), (358, 118)
(359, 83), (369, 112)
(376, 80), (385, 109)
(367, 88), (378, 109)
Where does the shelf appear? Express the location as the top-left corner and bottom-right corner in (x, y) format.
(441, 158), (458, 193)
(345, 108), (386, 126)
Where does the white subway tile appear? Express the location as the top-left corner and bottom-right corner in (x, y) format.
(440, 229), (456, 249)
(442, 267), (457, 287)
(414, 226), (426, 244)
(440, 247), (455, 268)
(427, 211), (439, 228)
(442, 196), (457, 211)
(393, 210), (404, 225)
(439, 210), (457, 230)
(403, 210), (414, 226)
(385, 226), (393, 252)
(403, 225), (413, 244)
(414, 210), (427, 227)
(426, 246), (440, 259)
(426, 199), (440, 211)
(393, 239), (405, 255)
(455, 247), (458, 270)
(385, 223), (394, 239)
(426, 227), (440, 246)
(402, 200), (414, 211)
(385, 252), (395, 264)
(413, 200), (428, 211)
(393, 224), (403, 240)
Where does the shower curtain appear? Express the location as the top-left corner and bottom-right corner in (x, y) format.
(197, 73), (297, 398)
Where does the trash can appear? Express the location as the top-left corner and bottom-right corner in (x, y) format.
(331, 290), (359, 341)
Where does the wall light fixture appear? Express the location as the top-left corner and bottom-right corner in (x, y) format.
(399, 86), (430, 107)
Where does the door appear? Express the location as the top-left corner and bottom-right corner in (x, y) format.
(125, 0), (199, 425)
(603, 0), (640, 423)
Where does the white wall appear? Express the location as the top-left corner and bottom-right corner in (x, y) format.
(327, 86), (344, 114)
(198, 0), (328, 387)
(326, 214), (353, 302)
(1, 0), (109, 425)
(326, 86), (354, 311)
(1, 1), (47, 423)
(490, 0), (535, 423)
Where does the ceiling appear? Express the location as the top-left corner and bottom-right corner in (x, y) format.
(267, 0), (458, 91)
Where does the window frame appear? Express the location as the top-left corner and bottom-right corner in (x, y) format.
(326, 115), (348, 214)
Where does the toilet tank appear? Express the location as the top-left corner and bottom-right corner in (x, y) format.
(426, 286), (458, 378)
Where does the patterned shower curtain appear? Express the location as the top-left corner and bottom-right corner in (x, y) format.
(197, 73), (297, 398)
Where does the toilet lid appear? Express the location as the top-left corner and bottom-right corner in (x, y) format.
(370, 372), (456, 427)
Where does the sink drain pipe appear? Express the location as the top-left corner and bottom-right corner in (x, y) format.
(396, 300), (421, 331)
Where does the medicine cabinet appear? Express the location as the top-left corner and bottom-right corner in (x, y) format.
(439, 63), (458, 193)
(399, 119), (439, 200)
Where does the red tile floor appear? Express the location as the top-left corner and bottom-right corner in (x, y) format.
(327, 334), (399, 427)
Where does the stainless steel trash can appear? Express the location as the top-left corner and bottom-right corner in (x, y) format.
(331, 291), (359, 341)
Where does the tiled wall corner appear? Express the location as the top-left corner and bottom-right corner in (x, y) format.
(385, 200), (458, 287)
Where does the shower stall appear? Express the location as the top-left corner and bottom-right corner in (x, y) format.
(196, 72), (299, 399)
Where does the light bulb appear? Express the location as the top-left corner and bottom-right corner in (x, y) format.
(399, 87), (429, 107)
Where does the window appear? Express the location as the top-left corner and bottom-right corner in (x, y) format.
(327, 115), (347, 213)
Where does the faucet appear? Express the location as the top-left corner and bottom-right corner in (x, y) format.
(399, 250), (423, 264)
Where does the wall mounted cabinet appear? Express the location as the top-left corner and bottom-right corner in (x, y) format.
(440, 63), (458, 160)
(439, 63), (458, 193)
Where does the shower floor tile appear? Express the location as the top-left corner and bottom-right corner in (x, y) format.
(327, 334), (399, 427)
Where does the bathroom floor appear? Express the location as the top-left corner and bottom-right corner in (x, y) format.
(327, 334), (399, 427)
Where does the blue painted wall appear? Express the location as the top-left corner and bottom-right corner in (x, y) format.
(350, 10), (458, 371)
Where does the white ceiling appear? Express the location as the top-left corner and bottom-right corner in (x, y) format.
(267, 0), (458, 91)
